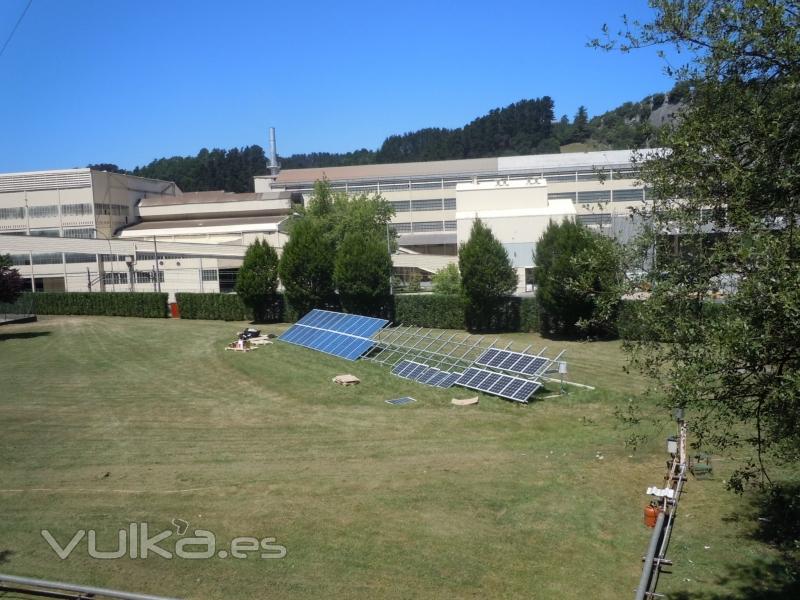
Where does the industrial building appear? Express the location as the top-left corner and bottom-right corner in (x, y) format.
(258, 148), (652, 292)
(0, 136), (651, 295)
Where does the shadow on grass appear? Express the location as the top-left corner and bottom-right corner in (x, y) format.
(0, 331), (50, 342)
(673, 482), (800, 599)
(0, 549), (13, 564)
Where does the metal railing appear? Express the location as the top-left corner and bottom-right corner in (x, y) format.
(0, 573), (181, 600)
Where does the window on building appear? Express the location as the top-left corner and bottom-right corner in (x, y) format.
(410, 181), (442, 190)
(412, 221), (444, 233)
(577, 213), (612, 227)
(444, 220), (456, 231)
(390, 222), (412, 234)
(391, 201), (410, 213)
(32, 253), (63, 265)
(577, 190), (611, 203)
(102, 272), (128, 285)
(544, 173), (577, 183)
(411, 199), (443, 211)
(548, 192), (577, 202)
(612, 189), (645, 202)
(135, 271), (165, 284)
(0, 207), (25, 220)
(577, 170), (609, 182)
(64, 227), (96, 238)
(28, 205), (59, 218)
(8, 254), (30, 266)
(64, 253), (95, 264)
(29, 228), (60, 237)
(201, 269), (218, 281)
(61, 203), (93, 217)
(443, 198), (456, 210)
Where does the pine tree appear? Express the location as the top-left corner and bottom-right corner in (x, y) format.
(458, 219), (517, 330)
(333, 231), (392, 317)
(278, 218), (337, 317)
(235, 239), (280, 322)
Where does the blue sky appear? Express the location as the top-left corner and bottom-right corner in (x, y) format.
(0, 0), (677, 172)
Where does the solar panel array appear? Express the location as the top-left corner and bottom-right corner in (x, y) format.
(391, 360), (461, 388)
(279, 309), (388, 361)
(455, 367), (541, 403)
(475, 348), (550, 376)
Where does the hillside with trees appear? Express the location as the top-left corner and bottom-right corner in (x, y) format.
(124, 86), (686, 192)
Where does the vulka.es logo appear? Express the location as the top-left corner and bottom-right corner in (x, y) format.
(41, 521), (287, 560)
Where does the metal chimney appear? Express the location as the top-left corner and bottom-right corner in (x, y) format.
(268, 127), (280, 177)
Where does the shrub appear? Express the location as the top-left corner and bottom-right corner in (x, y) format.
(176, 293), (292, 322)
(235, 239), (280, 322)
(21, 292), (168, 318)
(459, 219), (517, 331)
(394, 294), (466, 329)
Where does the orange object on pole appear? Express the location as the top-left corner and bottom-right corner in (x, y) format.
(169, 303), (180, 318)
(644, 503), (660, 528)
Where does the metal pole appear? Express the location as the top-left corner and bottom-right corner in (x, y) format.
(387, 221), (393, 296)
(0, 573), (182, 600)
(153, 236), (161, 293)
(635, 510), (665, 600)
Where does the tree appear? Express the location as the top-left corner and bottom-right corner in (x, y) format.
(458, 219), (517, 330)
(533, 220), (622, 337)
(278, 179), (394, 316)
(595, 0), (800, 488)
(569, 106), (590, 143)
(86, 163), (125, 174)
(0, 254), (24, 305)
(431, 263), (461, 295)
(235, 239), (279, 322)
(333, 231), (392, 317)
(278, 217), (337, 316)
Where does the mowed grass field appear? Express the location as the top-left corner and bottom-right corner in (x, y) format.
(0, 316), (786, 599)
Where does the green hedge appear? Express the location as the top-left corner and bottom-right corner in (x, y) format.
(394, 294), (466, 329)
(21, 292), (168, 318)
(176, 292), (293, 323)
(394, 294), (540, 333)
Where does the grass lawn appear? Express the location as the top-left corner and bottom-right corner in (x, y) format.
(0, 316), (792, 599)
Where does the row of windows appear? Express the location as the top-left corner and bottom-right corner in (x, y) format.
(390, 198), (457, 213)
(0, 203), (97, 220)
(61, 203), (94, 216)
(285, 169), (641, 194)
(578, 213), (613, 226)
(0, 207), (25, 220)
(95, 203), (130, 216)
(103, 272), (128, 285)
(390, 220), (457, 234)
(0, 227), (98, 238)
(135, 271), (165, 284)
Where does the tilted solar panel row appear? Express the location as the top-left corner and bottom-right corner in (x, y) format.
(474, 348), (550, 377)
(390, 359), (460, 388)
(454, 367), (541, 403)
(278, 309), (388, 361)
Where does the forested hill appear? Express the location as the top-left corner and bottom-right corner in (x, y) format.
(124, 85), (688, 192)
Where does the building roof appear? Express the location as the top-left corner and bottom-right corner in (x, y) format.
(139, 190), (292, 208)
(263, 149), (663, 187)
(272, 157), (498, 185)
(122, 215), (286, 232)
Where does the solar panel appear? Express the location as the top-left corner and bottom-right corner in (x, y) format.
(386, 396), (416, 405)
(454, 367), (541, 403)
(437, 372), (461, 388)
(390, 359), (461, 389)
(278, 309), (389, 361)
(474, 348), (551, 377)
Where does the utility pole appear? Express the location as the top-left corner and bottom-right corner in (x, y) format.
(153, 236), (162, 293)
